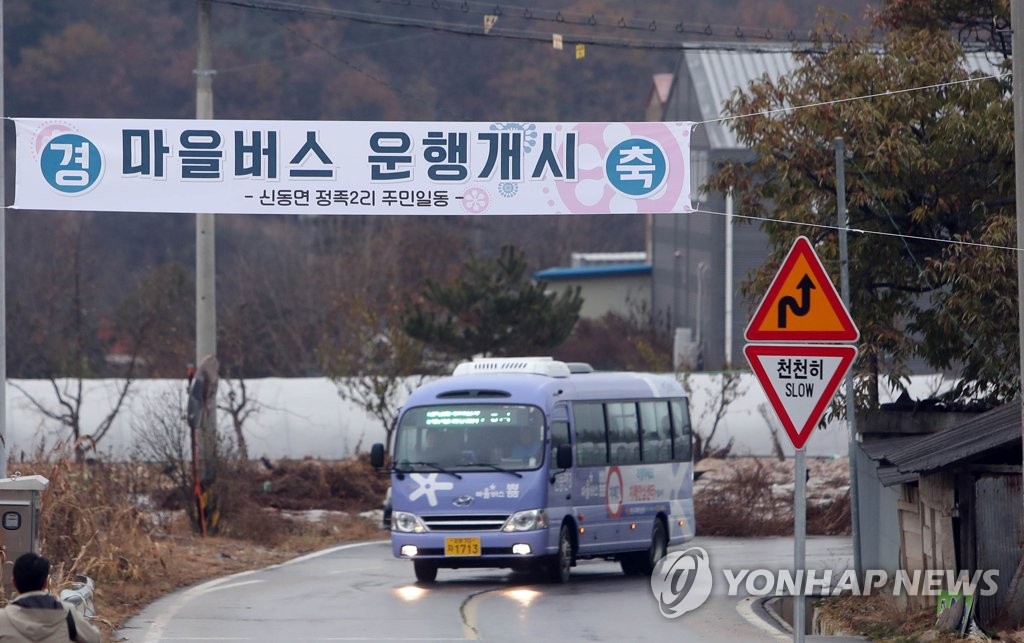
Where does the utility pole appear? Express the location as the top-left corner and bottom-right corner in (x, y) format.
(194, 0), (219, 529)
(0, 0), (7, 479)
(835, 137), (861, 579)
(1005, 0), (1024, 626)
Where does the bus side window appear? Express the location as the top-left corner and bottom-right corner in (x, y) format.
(573, 402), (607, 466)
(634, 401), (659, 462)
(608, 402), (640, 465)
(671, 399), (693, 462)
(550, 420), (570, 465)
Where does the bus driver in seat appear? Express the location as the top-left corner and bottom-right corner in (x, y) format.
(508, 425), (543, 464)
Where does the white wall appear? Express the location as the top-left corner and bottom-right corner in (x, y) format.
(2, 373), (955, 462)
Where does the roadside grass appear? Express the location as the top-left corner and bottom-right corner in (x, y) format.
(3, 456), (389, 642)
(816, 591), (951, 642)
(817, 591), (1024, 642)
(694, 456), (852, 536)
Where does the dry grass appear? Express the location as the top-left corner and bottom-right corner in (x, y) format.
(816, 592), (953, 642)
(694, 456), (852, 537)
(3, 456), (389, 642)
(818, 588), (1024, 641)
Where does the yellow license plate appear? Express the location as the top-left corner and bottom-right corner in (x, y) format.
(445, 537), (481, 556)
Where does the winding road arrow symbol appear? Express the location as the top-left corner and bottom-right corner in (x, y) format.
(777, 274), (815, 328)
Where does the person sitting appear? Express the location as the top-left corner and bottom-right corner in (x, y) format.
(0, 552), (101, 642)
(420, 430), (452, 463)
(508, 427), (542, 463)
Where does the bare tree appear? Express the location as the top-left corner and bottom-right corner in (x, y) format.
(130, 384), (191, 504)
(758, 404), (787, 462)
(131, 383), (237, 534)
(321, 294), (432, 452)
(12, 377), (136, 462)
(10, 221), (158, 462)
(217, 379), (261, 461)
(678, 368), (743, 460)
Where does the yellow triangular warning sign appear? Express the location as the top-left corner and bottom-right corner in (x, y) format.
(745, 236), (859, 342)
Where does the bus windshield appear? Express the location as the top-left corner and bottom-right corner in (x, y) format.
(394, 404), (546, 472)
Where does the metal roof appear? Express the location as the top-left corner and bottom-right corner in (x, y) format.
(686, 46), (800, 150)
(684, 47), (1004, 150)
(534, 263), (652, 281)
(885, 402), (1021, 476)
(877, 465), (919, 487)
(859, 435), (921, 462)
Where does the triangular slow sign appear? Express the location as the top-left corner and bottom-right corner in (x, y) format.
(743, 344), (858, 450)
(745, 236), (859, 342)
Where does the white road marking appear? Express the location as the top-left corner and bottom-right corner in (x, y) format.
(133, 541), (381, 643)
(735, 596), (790, 642)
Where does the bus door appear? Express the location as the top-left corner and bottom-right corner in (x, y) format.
(570, 401), (620, 554)
(547, 403), (573, 549)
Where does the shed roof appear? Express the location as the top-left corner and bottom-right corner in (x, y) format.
(877, 466), (919, 486)
(884, 402), (1021, 477)
(859, 435), (921, 462)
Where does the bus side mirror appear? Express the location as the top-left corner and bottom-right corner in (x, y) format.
(370, 443), (386, 469)
(556, 444), (573, 469)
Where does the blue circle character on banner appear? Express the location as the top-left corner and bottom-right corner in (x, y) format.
(40, 133), (103, 194)
(605, 137), (668, 198)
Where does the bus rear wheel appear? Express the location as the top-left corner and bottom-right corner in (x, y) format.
(413, 560), (438, 583)
(546, 523), (574, 583)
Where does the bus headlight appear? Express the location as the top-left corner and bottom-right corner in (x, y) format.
(501, 509), (548, 532)
(392, 511), (428, 533)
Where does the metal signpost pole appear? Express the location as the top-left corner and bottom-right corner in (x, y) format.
(794, 448), (806, 643)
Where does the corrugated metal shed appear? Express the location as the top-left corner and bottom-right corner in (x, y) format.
(877, 466), (919, 486)
(685, 48), (1003, 151)
(860, 436), (921, 461)
(975, 474), (1024, 626)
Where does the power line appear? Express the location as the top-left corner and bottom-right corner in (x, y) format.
(208, 0), (835, 53)
(691, 206), (1018, 253)
(697, 71), (1012, 127)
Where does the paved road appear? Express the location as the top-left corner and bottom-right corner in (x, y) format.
(118, 536), (855, 642)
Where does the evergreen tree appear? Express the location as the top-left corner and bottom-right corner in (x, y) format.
(402, 245), (583, 360)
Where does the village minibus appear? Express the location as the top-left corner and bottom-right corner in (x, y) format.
(370, 356), (694, 583)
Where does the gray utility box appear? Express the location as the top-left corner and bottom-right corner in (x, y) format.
(0, 475), (49, 562)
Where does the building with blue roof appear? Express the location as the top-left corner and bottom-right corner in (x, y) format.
(534, 252), (651, 321)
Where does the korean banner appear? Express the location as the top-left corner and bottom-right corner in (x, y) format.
(13, 119), (695, 216)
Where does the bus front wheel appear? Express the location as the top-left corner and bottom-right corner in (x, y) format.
(413, 559), (438, 583)
(547, 523), (574, 583)
(621, 518), (667, 576)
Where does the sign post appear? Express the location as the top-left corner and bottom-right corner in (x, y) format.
(744, 236), (859, 643)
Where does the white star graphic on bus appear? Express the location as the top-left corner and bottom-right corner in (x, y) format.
(408, 473), (454, 507)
